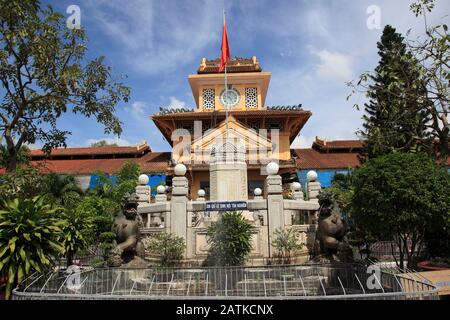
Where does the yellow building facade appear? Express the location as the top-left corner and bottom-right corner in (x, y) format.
(152, 57), (311, 199)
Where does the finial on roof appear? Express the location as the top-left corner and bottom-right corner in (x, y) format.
(316, 136), (326, 146)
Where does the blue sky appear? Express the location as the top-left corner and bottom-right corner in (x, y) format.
(38, 0), (449, 151)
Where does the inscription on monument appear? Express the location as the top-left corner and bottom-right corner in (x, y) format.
(205, 201), (248, 212)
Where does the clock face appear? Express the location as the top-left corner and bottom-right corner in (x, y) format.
(220, 88), (240, 108)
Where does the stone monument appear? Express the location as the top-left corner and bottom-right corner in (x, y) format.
(209, 139), (248, 201)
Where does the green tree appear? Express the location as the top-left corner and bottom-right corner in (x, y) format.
(0, 0), (130, 172)
(90, 140), (119, 147)
(329, 172), (354, 212)
(271, 228), (303, 264)
(43, 173), (83, 207)
(0, 144), (29, 168)
(74, 195), (117, 256)
(143, 232), (185, 267)
(60, 209), (92, 266)
(408, 0), (449, 163)
(351, 152), (450, 269)
(0, 164), (48, 201)
(91, 162), (140, 203)
(348, 0), (449, 162)
(117, 161), (140, 184)
(206, 211), (253, 266)
(350, 25), (432, 159)
(0, 196), (65, 299)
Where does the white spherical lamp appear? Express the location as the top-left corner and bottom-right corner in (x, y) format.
(292, 182), (301, 191)
(266, 161), (279, 175)
(138, 174), (149, 185)
(307, 170), (318, 182)
(174, 163), (187, 176)
(254, 188), (262, 196)
(156, 185), (166, 194)
(197, 189), (206, 198)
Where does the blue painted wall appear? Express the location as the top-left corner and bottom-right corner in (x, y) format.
(297, 169), (351, 188)
(88, 174), (166, 196)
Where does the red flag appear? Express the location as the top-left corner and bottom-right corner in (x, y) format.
(219, 17), (230, 72)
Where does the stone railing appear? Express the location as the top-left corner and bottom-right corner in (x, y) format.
(135, 163), (322, 265)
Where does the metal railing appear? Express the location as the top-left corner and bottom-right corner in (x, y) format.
(12, 263), (438, 300)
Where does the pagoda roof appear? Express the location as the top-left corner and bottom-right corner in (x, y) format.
(312, 137), (363, 152)
(29, 143), (150, 159)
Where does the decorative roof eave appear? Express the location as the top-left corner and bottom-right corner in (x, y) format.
(151, 109), (311, 120)
(151, 109), (312, 146)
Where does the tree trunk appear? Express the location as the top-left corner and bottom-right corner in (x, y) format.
(67, 251), (73, 267)
(397, 238), (405, 270)
(6, 148), (17, 172)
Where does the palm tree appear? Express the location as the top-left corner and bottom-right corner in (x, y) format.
(44, 173), (83, 207)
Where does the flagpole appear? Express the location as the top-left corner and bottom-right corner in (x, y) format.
(223, 9), (229, 136)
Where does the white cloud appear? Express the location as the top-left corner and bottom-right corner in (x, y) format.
(166, 97), (186, 110)
(86, 0), (223, 75)
(125, 101), (148, 120)
(291, 135), (316, 149)
(313, 50), (353, 80)
(85, 137), (135, 147)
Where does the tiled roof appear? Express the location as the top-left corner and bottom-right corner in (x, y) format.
(29, 143), (150, 158)
(267, 105), (303, 111)
(156, 107), (194, 116)
(138, 152), (171, 173)
(152, 108), (311, 119)
(198, 57), (262, 74)
(30, 158), (138, 175)
(313, 137), (363, 150)
(294, 148), (361, 170)
(0, 151), (171, 175)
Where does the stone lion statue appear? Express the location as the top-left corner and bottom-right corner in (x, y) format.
(107, 193), (146, 267)
(313, 189), (351, 262)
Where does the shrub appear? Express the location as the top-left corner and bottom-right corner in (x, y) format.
(0, 196), (65, 299)
(143, 232), (185, 267)
(206, 211), (253, 266)
(271, 228), (303, 264)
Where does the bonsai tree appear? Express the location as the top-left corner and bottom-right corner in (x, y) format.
(0, 196), (65, 299)
(271, 228), (303, 264)
(206, 211), (253, 266)
(351, 152), (449, 269)
(143, 232), (185, 267)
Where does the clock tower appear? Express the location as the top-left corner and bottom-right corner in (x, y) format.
(188, 56), (271, 112)
(151, 56), (312, 199)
